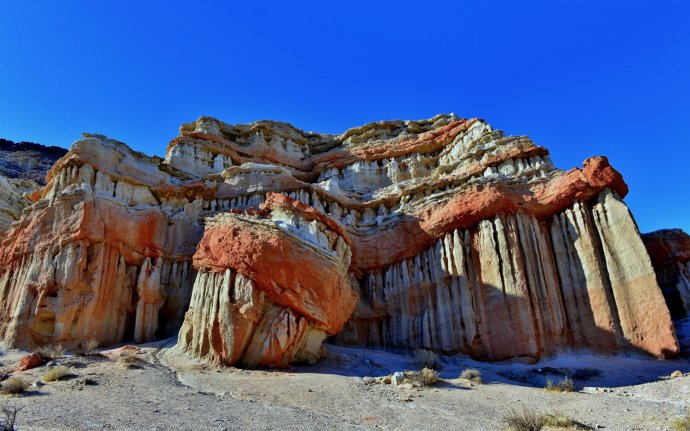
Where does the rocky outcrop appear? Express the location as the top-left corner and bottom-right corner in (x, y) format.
(0, 174), (36, 233)
(0, 139), (67, 235)
(0, 135), (201, 349)
(643, 229), (690, 319)
(0, 139), (67, 185)
(0, 114), (679, 366)
(178, 193), (357, 367)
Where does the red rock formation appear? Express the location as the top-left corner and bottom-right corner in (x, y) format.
(0, 114), (679, 366)
(179, 193), (356, 367)
(13, 352), (43, 372)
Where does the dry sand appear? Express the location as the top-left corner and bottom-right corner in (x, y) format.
(1, 337), (689, 431)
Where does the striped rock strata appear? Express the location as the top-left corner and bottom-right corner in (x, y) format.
(0, 114), (679, 366)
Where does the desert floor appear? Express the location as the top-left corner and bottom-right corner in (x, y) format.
(1, 333), (689, 431)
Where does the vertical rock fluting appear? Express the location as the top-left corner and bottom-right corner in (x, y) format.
(178, 193), (357, 367)
(0, 137), (202, 349)
(0, 114), (679, 364)
(336, 190), (678, 361)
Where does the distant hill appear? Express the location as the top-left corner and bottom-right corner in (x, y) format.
(0, 138), (68, 185)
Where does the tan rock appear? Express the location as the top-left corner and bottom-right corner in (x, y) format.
(0, 114), (678, 365)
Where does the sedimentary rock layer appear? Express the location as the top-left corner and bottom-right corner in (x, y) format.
(178, 193), (356, 367)
(0, 114), (678, 365)
(643, 229), (690, 319)
(337, 190), (677, 360)
(0, 175), (36, 234)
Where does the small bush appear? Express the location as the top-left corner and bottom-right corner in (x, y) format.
(543, 413), (578, 428)
(671, 409), (690, 431)
(0, 404), (23, 431)
(36, 344), (65, 361)
(545, 376), (575, 393)
(459, 368), (482, 384)
(404, 368), (439, 387)
(43, 365), (72, 382)
(503, 407), (546, 431)
(503, 407), (581, 431)
(116, 351), (143, 369)
(412, 349), (442, 370)
(76, 338), (100, 356)
(0, 378), (28, 396)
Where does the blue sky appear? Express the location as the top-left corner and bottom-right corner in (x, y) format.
(1, 1), (688, 233)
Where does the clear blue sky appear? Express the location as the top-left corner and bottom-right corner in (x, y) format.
(1, 1), (688, 233)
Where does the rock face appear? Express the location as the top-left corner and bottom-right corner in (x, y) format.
(0, 139), (64, 234)
(0, 139), (67, 185)
(0, 115), (679, 365)
(179, 193), (357, 367)
(0, 174), (36, 233)
(643, 229), (690, 319)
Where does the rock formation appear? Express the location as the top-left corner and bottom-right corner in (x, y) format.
(0, 138), (67, 185)
(0, 175), (36, 233)
(643, 229), (690, 319)
(0, 114), (679, 366)
(179, 193), (357, 367)
(0, 138), (65, 234)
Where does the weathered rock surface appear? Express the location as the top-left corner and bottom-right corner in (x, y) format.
(0, 174), (37, 233)
(0, 138), (67, 185)
(179, 193), (356, 367)
(643, 229), (690, 319)
(0, 114), (679, 366)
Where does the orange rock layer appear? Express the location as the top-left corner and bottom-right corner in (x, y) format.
(0, 114), (679, 367)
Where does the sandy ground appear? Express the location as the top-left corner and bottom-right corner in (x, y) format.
(1, 337), (689, 431)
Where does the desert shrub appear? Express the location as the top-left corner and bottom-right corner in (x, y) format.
(503, 407), (547, 431)
(116, 351), (143, 369)
(404, 368), (439, 387)
(0, 404), (23, 431)
(43, 365), (72, 382)
(0, 378), (28, 396)
(671, 410), (690, 431)
(503, 407), (580, 431)
(459, 368), (482, 384)
(543, 413), (579, 428)
(545, 376), (575, 393)
(76, 338), (100, 356)
(412, 349), (442, 370)
(36, 344), (65, 360)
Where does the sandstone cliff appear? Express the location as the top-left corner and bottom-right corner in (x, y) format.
(0, 115), (678, 366)
(0, 139), (66, 234)
(643, 229), (690, 319)
(0, 174), (36, 233)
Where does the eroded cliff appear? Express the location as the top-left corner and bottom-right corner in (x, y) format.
(0, 115), (678, 366)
